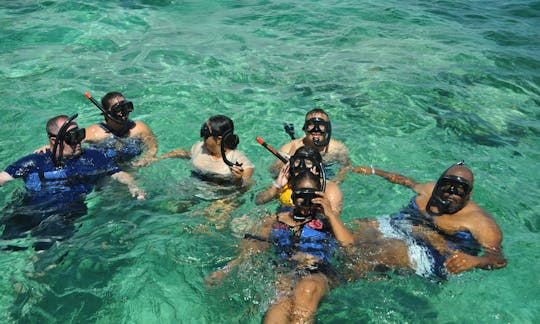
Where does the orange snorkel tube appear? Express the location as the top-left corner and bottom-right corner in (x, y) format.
(256, 137), (288, 163)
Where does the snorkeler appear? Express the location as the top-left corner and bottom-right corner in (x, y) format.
(208, 170), (353, 323)
(0, 114), (145, 250)
(350, 161), (507, 278)
(147, 115), (254, 187)
(270, 108), (352, 182)
(256, 146), (343, 216)
(34, 91), (158, 167)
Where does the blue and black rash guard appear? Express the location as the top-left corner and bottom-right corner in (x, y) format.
(406, 197), (481, 255)
(4, 149), (121, 214)
(270, 216), (336, 267)
(89, 121), (143, 163)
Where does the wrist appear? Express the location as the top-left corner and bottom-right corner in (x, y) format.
(272, 180), (282, 189)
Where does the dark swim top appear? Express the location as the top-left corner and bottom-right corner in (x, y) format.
(407, 196), (481, 256)
(91, 121), (143, 163)
(4, 149), (121, 214)
(270, 216), (336, 265)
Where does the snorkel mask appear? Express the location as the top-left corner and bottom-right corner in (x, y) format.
(302, 117), (331, 147)
(49, 114), (86, 167)
(291, 171), (322, 221)
(289, 150), (326, 192)
(200, 122), (242, 167)
(426, 161), (472, 216)
(84, 92), (132, 126)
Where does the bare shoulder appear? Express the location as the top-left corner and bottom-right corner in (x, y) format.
(133, 120), (153, 134)
(85, 124), (108, 142)
(279, 138), (303, 155)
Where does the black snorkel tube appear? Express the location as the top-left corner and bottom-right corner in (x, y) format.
(51, 114), (78, 167)
(84, 92), (127, 126)
(220, 131), (242, 167)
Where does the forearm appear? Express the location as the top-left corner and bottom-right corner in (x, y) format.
(327, 212), (354, 245)
(159, 149), (190, 160)
(255, 183), (280, 205)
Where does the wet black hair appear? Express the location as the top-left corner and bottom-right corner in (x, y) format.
(208, 115), (239, 150)
(101, 91), (124, 110)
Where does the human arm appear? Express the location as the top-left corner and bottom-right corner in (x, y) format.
(443, 211), (507, 274)
(0, 171), (14, 186)
(110, 171), (146, 200)
(255, 162), (290, 205)
(353, 165), (418, 189)
(131, 122), (158, 167)
(33, 145), (50, 154)
(313, 190), (354, 246)
(206, 216), (273, 286)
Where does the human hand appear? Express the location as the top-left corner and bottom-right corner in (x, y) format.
(444, 251), (479, 274)
(34, 145), (50, 154)
(129, 186), (147, 200)
(275, 162), (290, 188)
(230, 165), (244, 182)
(132, 157), (158, 167)
(204, 266), (231, 287)
(312, 191), (335, 219)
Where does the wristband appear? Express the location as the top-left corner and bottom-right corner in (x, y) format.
(272, 180), (282, 189)
(370, 165), (375, 175)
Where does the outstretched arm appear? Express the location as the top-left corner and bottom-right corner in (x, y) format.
(353, 165), (418, 188)
(111, 171), (146, 200)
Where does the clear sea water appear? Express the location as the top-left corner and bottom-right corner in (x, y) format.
(0, 0), (539, 322)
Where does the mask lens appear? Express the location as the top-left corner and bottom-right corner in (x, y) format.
(110, 101), (134, 116)
(437, 177), (469, 198)
(200, 123), (211, 138)
(304, 118), (327, 134)
(292, 189), (317, 208)
(64, 128), (86, 146)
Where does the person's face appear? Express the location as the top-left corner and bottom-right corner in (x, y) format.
(50, 121), (83, 158)
(202, 121), (221, 152)
(433, 175), (472, 213)
(304, 113), (329, 145)
(107, 96), (133, 123)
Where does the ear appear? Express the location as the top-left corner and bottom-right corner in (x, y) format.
(216, 136), (223, 143)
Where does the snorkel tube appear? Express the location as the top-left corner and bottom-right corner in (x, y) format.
(84, 92), (126, 125)
(256, 137), (288, 163)
(51, 114), (78, 167)
(220, 131), (242, 167)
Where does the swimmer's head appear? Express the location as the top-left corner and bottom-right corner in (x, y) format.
(290, 171), (322, 221)
(200, 115), (239, 150)
(101, 91), (133, 125)
(47, 114), (85, 166)
(427, 161), (474, 215)
(303, 108), (332, 147)
(289, 146), (326, 192)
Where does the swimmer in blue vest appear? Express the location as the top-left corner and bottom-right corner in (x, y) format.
(208, 171), (354, 323)
(256, 145), (343, 217)
(350, 161), (507, 279)
(270, 108), (352, 183)
(0, 114), (145, 250)
(35, 91), (157, 166)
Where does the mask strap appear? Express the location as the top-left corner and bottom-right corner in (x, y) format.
(52, 114), (78, 167)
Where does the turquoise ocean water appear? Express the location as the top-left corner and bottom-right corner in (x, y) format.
(1, 0), (539, 322)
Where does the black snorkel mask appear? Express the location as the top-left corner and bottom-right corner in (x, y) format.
(426, 162), (472, 216)
(302, 117), (331, 147)
(292, 188), (320, 221)
(49, 114), (86, 167)
(289, 152), (326, 192)
(200, 122), (242, 167)
(84, 92), (132, 126)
